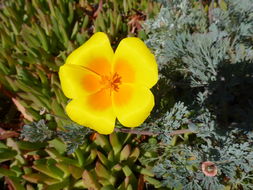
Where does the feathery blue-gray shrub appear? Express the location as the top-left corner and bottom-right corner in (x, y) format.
(140, 0), (253, 189)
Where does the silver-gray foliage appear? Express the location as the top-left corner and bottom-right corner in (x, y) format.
(141, 0), (253, 189)
(21, 119), (55, 142)
(21, 120), (92, 154)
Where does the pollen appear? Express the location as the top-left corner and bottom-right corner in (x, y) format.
(101, 73), (122, 92)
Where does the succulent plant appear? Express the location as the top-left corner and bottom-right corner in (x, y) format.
(1, 116), (162, 189)
(0, 1), (161, 189)
(0, 132), (154, 189)
(0, 0), (159, 128)
(0, 137), (48, 190)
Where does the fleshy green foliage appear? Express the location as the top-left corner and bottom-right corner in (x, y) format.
(0, 138), (49, 190)
(4, 132), (147, 190)
(0, 0), (159, 128)
(140, 0), (253, 189)
(80, 133), (145, 190)
(19, 133), (146, 190)
(11, 121), (160, 189)
(0, 0), (160, 189)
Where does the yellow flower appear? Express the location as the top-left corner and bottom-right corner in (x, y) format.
(59, 32), (158, 134)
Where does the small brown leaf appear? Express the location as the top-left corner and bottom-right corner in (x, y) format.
(5, 177), (15, 190)
(137, 174), (144, 190)
(12, 98), (33, 121)
(0, 128), (19, 140)
(93, 0), (103, 18)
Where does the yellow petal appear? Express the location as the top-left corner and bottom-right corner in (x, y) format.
(66, 89), (116, 134)
(65, 32), (114, 76)
(112, 84), (154, 127)
(113, 37), (158, 88)
(59, 64), (102, 99)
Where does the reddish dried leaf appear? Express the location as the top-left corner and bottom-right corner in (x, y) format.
(137, 174), (144, 190)
(12, 98), (33, 121)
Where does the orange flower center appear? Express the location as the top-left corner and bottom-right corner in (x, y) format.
(101, 73), (122, 92)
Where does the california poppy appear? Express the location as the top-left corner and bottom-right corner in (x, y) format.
(59, 32), (158, 134)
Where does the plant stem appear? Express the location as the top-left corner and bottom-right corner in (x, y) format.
(114, 128), (156, 135)
(114, 128), (194, 136)
(43, 111), (195, 136)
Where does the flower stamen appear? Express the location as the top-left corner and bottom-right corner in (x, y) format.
(101, 72), (122, 92)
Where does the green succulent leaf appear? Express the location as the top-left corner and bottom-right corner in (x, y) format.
(82, 170), (101, 190)
(109, 133), (122, 156)
(0, 148), (17, 163)
(120, 144), (131, 161)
